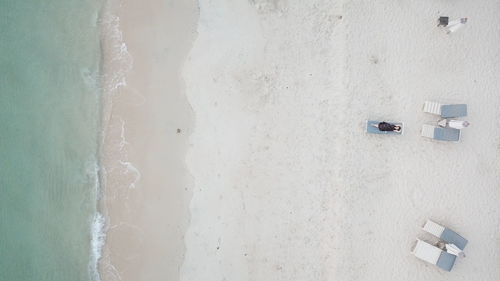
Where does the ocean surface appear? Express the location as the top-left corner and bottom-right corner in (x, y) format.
(0, 1), (104, 280)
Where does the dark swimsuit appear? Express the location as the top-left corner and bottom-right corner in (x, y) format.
(378, 122), (399, 132)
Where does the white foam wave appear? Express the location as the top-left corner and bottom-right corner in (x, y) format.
(118, 117), (129, 151)
(116, 118), (140, 189)
(119, 160), (141, 189)
(93, 5), (135, 281)
(83, 156), (105, 281)
(99, 13), (133, 95)
(90, 212), (106, 281)
(85, 159), (102, 200)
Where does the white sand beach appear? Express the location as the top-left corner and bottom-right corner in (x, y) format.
(180, 0), (500, 280)
(101, 0), (500, 280)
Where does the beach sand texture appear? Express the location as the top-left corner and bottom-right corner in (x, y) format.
(180, 0), (500, 281)
(100, 0), (197, 280)
(101, 0), (500, 280)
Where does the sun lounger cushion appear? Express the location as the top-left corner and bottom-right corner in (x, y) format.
(433, 127), (460, 141)
(423, 220), (468, 250)
(436, 251), (457, 272)
(413, 239), (441, 264)
(440, 104), (467, 118)
(413, 239), (457, 272)
(441, 228), (468, 250)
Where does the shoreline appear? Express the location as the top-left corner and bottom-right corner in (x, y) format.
(96, 1), (500, 280)
(98, 0), (199, 280)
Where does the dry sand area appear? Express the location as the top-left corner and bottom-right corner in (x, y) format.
(181, 1), (500, 281)
(101, 0), (500, 281)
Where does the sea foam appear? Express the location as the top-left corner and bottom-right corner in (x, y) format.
(119, 160), (142, 189)
(90, 212), (106, 281)
(99, 13), (133, 95)
(92, 5), (135, 281)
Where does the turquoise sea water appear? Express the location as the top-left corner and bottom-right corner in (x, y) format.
(0, 1), (103, 280)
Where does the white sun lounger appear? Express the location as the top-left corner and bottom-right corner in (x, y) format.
(421, 124), (461, 141)
(412, 239), (457, 271)
(423, 220), (468, 250)
(423, 101), (467, 118)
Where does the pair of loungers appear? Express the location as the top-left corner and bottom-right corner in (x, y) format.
(412, 220), (468, 271)
(421, 101), (467, 142)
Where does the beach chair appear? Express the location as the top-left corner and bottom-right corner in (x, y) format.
(412, 239), (457, 271)
(366, 120), (403, 135)
(423, 220), (468, 250)
(423, 101), (467, 118)
(421, 124), (460, 141)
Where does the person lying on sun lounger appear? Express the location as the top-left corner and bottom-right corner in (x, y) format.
(372, 122), (402, 132)
(366, 120), (403, 135)
(437, 17), (468, 33)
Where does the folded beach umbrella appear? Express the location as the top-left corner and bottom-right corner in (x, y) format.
(447, 18), (468, 33)
(446, 243), (465, 258)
